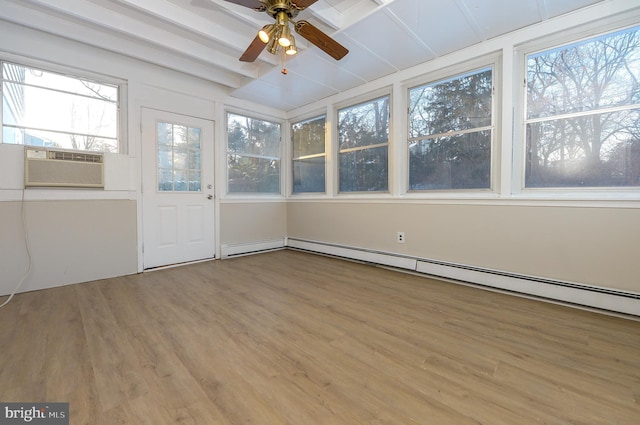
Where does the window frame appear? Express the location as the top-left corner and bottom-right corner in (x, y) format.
(1, 57), (127, 154)
(336, 92), (391, 195)
(401, 54), (501, 199)
(225, 110), (284, 196)
(406, 65), (496, 193)
(291, 114), (327, 195)
(514, 21), (640, 198)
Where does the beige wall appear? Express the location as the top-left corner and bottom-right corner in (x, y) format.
(0, 200), (137, 295)
(219, 201), (287, 245)
(287, 201), (639, 293)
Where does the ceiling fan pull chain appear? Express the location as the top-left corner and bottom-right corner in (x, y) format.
(281, 47), (288, 75)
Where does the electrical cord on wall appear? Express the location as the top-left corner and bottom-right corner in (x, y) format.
(0, 188), (33, 308)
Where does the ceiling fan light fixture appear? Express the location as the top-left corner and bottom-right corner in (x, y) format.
(285, 36), (297, 55)
(266, 37), (279, 55)
(278, 24), (292, 47)
(258, 24), (275, 44)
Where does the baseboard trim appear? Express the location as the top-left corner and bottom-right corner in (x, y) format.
(286, 237), (640, 317)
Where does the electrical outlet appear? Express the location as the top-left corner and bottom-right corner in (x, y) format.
(397, 231), (405, 244)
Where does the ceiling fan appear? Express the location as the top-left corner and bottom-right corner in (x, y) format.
(223, 0), (349, 63)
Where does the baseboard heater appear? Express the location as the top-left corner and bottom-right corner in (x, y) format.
(221, 239), (285, 259)
(286, 237), (640, 317)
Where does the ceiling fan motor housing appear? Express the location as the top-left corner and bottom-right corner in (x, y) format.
(265, 0), (300, 19)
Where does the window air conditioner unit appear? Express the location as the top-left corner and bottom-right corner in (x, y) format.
(24, 147), (104, 188)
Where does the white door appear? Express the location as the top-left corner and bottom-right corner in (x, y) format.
(141, 108), (215, 269)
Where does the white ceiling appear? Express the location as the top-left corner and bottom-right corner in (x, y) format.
(0, 0), (605, 111)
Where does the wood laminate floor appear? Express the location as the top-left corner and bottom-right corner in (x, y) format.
(1, 249), (638, 424)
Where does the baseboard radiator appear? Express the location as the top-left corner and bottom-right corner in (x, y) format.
(286, 238), (640, 317)
(220, 238), (286, 259)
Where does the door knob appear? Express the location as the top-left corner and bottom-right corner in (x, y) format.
(207, 194), (213, 200)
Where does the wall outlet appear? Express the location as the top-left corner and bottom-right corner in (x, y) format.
(397, 231), (405, 244)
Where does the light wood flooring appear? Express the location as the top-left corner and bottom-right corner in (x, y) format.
(1, 249), (639, 424)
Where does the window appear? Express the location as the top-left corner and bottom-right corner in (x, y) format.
(2, 61), (120, 153)
(525, 26), (640, 188)
(227, 112), (281, 194)
(408, 67), (493, 190)
(292, 115), (326, 194)
(338, 95), (389, 192)
(157, 122), (201, 192)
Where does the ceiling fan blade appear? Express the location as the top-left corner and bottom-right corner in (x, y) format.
(291, 0), (319, 9)
(222, 0), (264, 9)
(239, 35), (267, 62)
(294, 20), (349, 61)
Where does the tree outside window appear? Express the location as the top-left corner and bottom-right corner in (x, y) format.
(227, 112), (281, 194)
(408, 68), (493, 190)
(525, 26), (640, 188)
(292, 116), (326, 194)
(338, 96), (389, 192)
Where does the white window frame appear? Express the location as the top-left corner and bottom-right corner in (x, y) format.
(335, 90), (392, 195)
(224, 109), (284, 197)
(513, 20), (640, 200)
(401, 54), (501, 199)
(291, 114), (327, 196)
(0, 56), (127, 154)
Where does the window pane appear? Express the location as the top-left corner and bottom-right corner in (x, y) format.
(292, 116), (325, 158)
(188, 148), (201, 170)
(173, 146), (187, 169)
(410, 130), (491, 190)
(174, 170), (187, 191)
(172, 125), (187, 146)
(338, 96), (389, 150)
(525, 26), (640, 188)
(227, 113), (281, 194)
(526, 110), (640, 187)
(408, 68), (493, 191)
(338, 96), (389, 193)
(339, 146), (388, 192)
(157, 122), (172, 145)
(409, 68), (492, 138)
(158, 168), (173, 191)
(2, 126), (117, 151)
(188, 127), (201, 148)
(228, 154), (280, 193)
(157, 121), (202, 192)
(1, 61), (120, 153)
(189, 170), (201, 191)
(227, 113), (280, 157)
(2, 62), (117, 100)
(292, 116), (326, 194)
(527, 27), (640, 119)
(158, 145), (172, 168)
(293, 158), (325, 193)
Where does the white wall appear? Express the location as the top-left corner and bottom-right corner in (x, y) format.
(0, 21), (285, 295)
(287, 201), (640, 293)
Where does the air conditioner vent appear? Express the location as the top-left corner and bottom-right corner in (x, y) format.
(48, 150), (103, 163)
(25, 147), (105, 188)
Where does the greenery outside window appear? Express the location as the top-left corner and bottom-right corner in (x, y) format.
(227, 112), (281, 194)
(338, 95), (389, 192)
(408, 67), (493, 190)
(525, 26), (640, 188)
(292, 115), (326, 194)
(2, 61), (120, 153)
